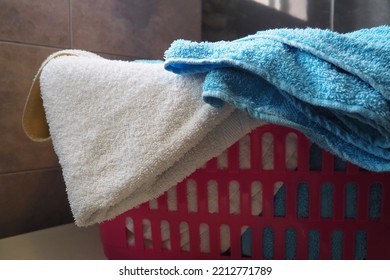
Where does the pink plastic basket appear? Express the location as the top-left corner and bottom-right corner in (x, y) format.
(99, 124), (390, 259)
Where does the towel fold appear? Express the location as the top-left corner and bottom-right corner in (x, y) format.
(22, 50), (263, 226)
(164, 26), (390, 171)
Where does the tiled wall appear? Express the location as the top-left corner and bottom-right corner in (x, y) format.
(202, 0), (390, 41)
(334, 0), (390, 32)
(1, 0), (389, 239)
(0, 0), (201, 238)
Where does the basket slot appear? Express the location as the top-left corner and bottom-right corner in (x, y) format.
(309, 144), (322, 171)
(285, 132), (298, 170)
(297, 183), (309, 218)
(334, 155), (347, 171)
(251, 182), (263, 216)
(187, 180), (198, 213)
(262, 132), (274, 170)
(344, 183), (357, 219)
(219, 224), (230, 256)
(381, 184), (390, 222)
(331, 230), (343, 260)
(357, 184), (370, 221)
(320, 183), (334, 219)
(274, 183), (286, 217)
(297, 134), (311, 172)
(228, 142), (240, 170)
(199, 223), (209, 254)
(285, 228), (297, 260)
(208, 181), (219, 214)
(133, 218), (144, 250)
(197, 180), (208, 214)
(180, 222), (190, 252)
(150, 218), (162, 250)
(273, 133), (285, 172)
(176, 181), (188, 213)
(250, 129), (262, 169)
(369, 183), (382, 219)
(125, 217), (135, 247)
(262, 227), (274, 259)
(160, 220), (171, 251)
(308, 229), (320, 260)
(333, 182), (346, 221)
(354, 231), (367, 259)
(142, 219), (153, 249)
(167, 186), (178, 211)
(239, 135), (251, 170)
(229, 181), (240, 215)
(218, 179), (230, 214)
(241, 226), (252, 257)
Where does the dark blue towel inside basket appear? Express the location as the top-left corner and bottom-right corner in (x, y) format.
(239, 143), (381, 259)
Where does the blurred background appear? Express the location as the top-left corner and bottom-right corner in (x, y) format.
(1, 0), (389, 239)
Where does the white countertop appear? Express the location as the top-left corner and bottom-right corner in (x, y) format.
(0, 223), (106, 260)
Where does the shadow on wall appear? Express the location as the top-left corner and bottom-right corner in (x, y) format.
(202, 0), (390, 42)
(334, 0), (390, 32)
(202, 0), (331, 41)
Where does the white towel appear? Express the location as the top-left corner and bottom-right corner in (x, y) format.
(24, 50), (264, 227)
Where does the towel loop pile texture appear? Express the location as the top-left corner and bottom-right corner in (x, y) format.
(23, 50), (263, 226)
(164, 26), (390, 172)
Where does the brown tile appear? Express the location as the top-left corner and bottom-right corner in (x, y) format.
(202, 0), (331, 42)
(71, 0), (201, 59)
(0, 0), (70, 48)
(0, 42), (62, 173)
(0, 168), (73, 238)
(334, 0), (390, 33)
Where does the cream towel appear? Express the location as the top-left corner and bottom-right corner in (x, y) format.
(23, 50), (264, 227)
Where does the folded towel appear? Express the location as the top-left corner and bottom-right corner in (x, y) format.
(22, 50), (264, 226)
(164, 26), (390, 171)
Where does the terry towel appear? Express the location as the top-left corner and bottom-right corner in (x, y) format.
(22, 50), (264, 226)
(164, 26), (390, 172)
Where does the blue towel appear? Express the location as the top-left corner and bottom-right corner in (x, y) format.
(164, 26), (390, 171)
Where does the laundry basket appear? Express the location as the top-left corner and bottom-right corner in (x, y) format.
(99, 124), (390, 260)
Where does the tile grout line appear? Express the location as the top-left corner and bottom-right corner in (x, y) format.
(0, 166), (62, 177)
(0, 39), (140, 60)
(69, 0), (73, 48)
(330, 0), (335, 31)
(0, 39), (63, 50)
